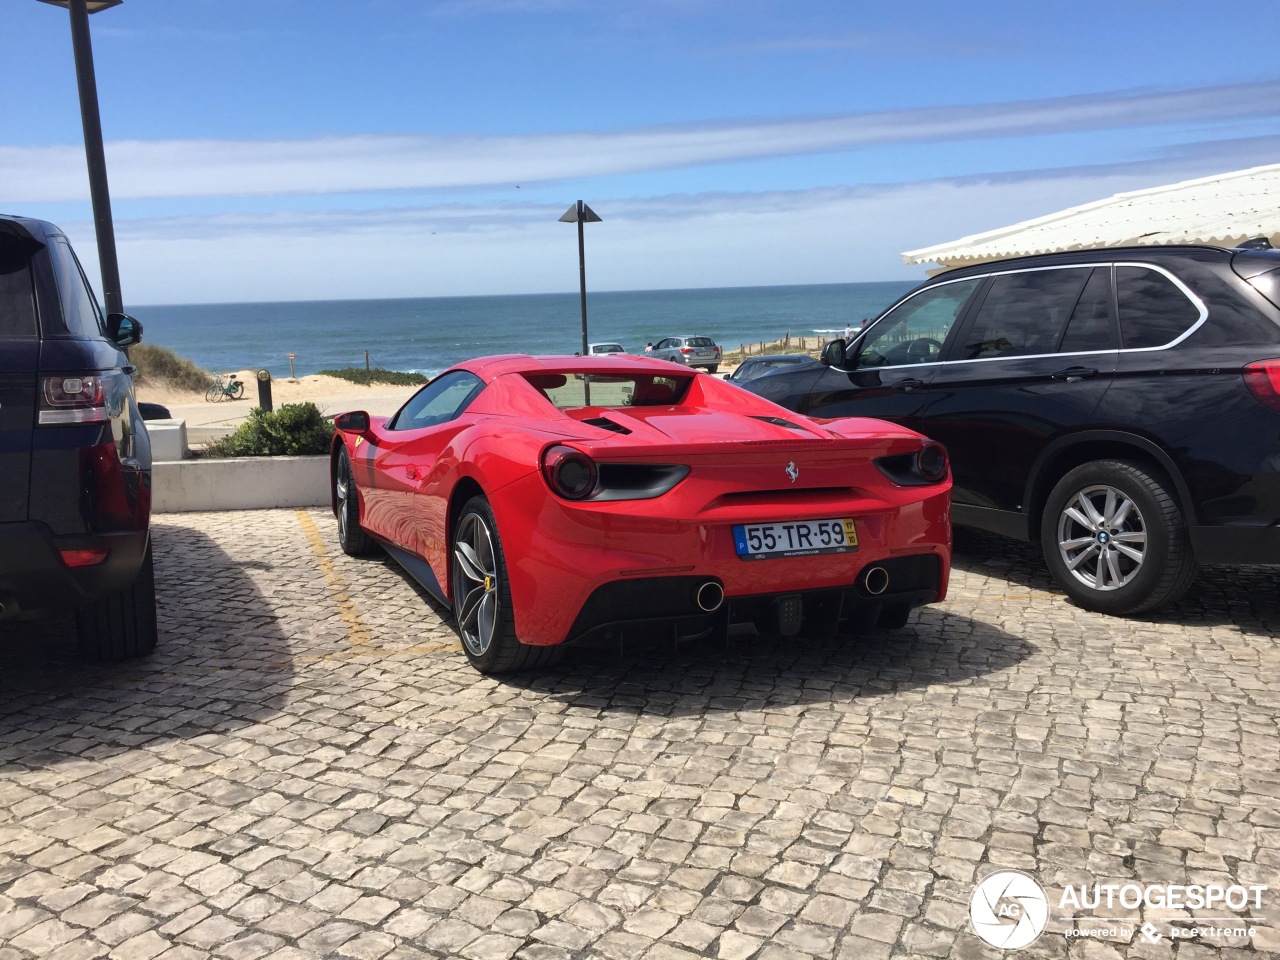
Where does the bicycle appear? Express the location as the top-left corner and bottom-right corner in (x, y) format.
(204, 373), (245, 402)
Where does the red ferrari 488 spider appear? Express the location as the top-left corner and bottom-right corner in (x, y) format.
(331, 354), (951, 673)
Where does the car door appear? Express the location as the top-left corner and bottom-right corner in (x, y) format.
(653, 338), (677, 363)
(360, 371), (485, 551)
(801, 276), (985, 430)
(921, 265), (1119, 519)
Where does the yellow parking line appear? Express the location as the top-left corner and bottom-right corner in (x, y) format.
(295, 509), (370, 646)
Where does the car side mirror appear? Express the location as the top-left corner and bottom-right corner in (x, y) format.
(821, 338), (854, 370)
(335, 411), (371, 433)
(108, 313), (143, 348)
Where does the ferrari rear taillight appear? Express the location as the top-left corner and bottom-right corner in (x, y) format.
(40, 374), (111, 425)
(917, 443), (948, 483)
(874, 441), (950, 486)
(1244, 359), (1280, 412)
(542, 445), (598, 500)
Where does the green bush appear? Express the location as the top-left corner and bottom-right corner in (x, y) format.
(130, 343), (211, 392)
(203, 402), (333, 458)
(318, 367), (428, 387)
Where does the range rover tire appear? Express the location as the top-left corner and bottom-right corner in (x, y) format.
(1041, 459), (1198, 615)
(452, 495), (562, 674)
(76, 541), (158, 661)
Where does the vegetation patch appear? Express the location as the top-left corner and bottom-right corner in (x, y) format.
(130, 343), (210, 392)
(203, 402), (333, 458)
(319, 367), (428, 387)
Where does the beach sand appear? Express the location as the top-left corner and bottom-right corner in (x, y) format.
(138, 371), (422, 437)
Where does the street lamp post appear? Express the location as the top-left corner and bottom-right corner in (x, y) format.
(38, 0), (125, 315)
(558, 201), (602, 356)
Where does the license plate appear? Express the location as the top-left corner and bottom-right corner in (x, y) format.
(733, 518), (858, 560)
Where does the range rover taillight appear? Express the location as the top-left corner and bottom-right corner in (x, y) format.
(1244, 360), (1280, 412)
(39, 374), (111, 425)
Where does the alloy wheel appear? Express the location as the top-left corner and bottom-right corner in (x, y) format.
(453, 512), (499, 656)
(1054, 483), (1148, 592)
(336, 456), (352, 543)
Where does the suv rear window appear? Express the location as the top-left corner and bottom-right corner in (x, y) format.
(685, 337), (716, 347)
(0, 236), (38, 338)
(1116, 265), (1202, 348)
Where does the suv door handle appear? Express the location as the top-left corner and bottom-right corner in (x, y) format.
(893, 378), (928, 392)
(122, 364), (137, 375)
(1051, 366), (1098, 383)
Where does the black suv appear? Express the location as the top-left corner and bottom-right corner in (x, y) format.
(743, 245), (1280, 614)
(0, 214), (156, 658)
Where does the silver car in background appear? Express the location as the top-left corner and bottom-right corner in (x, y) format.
(587, 342), (627, 355)
(650, 335), (722, 372)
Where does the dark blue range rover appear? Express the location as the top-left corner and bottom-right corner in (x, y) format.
(0, 213), (155, 659)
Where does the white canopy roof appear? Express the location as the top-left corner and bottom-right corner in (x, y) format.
(902, 164), (1280, 272)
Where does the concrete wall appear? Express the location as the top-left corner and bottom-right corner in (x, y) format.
(147, 419), (189, 462)
(153, 455), (330, 513)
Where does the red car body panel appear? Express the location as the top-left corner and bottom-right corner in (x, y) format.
(333, 354), (951, 647)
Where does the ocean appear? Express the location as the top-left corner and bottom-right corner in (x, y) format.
(130, 281), (913, 380)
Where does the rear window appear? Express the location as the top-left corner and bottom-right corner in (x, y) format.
(1242, 266), (1280, 311)
(960, 267), (1090, 360)
(0, 235), (38, 338)
(685, 337), (716, 347)
(1058, 267), (1119, 352)
(1116, 265), (1203, 348)
(525, 372), (691, 408)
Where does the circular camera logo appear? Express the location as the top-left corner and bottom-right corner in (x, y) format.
(970, 871), (1049, 949)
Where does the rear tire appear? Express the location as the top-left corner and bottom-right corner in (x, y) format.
(1040, 459), (1197, 615)
(452, 496), (563, 674)
(230, 382), (244, 400)
(335, 448), (376, 557)
(76, 541), (158, 661)
(706, 364), (719, 374)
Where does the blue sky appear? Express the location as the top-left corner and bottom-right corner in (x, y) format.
(4, 0), (1279, 305)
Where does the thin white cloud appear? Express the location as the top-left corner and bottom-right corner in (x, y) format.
(51, 145), (1246, 304)
(5, 81), (1277, 203)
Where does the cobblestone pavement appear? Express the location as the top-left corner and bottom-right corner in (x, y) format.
(1, 509), (1278, 960)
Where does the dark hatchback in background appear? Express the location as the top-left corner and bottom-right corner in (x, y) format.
(742, 244), (1280, 615)
(0, 214), (156, 658)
